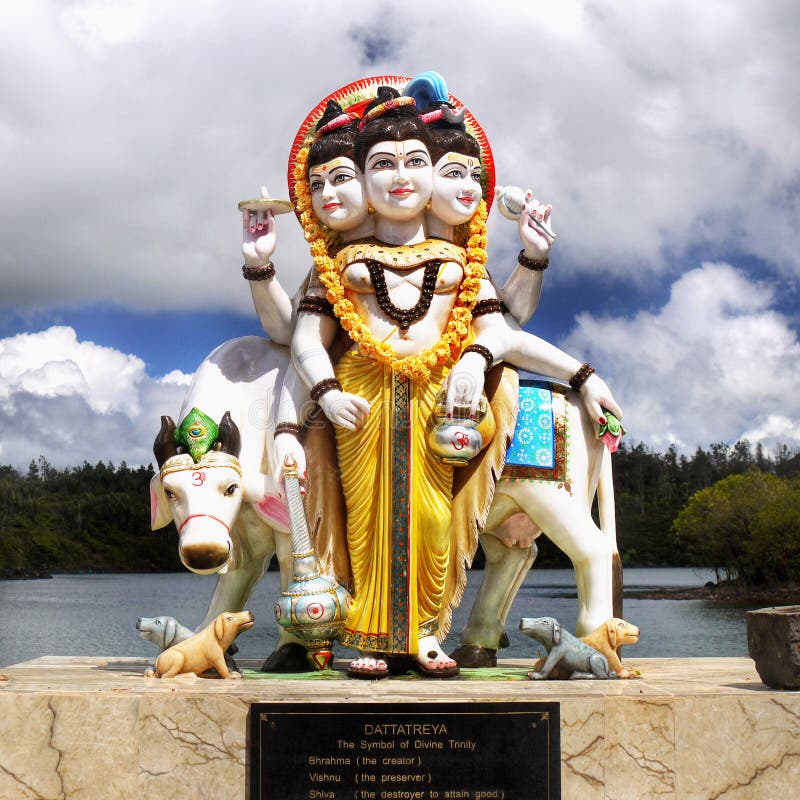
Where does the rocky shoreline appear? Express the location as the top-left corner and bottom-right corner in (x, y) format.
(623, 582), (800, 604)
(541, 581), (800, 605)
(0, 568), (53, 580)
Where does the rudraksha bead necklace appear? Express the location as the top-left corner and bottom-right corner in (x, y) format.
(365, 259), (441, 331)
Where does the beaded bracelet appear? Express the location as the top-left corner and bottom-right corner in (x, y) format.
(517, 250), (549, 271)
(462, 344), (494, 371)
(242, 262), (276, 281)
(569, 363), (595, 391)
(472, 299), (509, 318)
(310, 377), (342, 402)
(274, 422), (302, 438)
(298, 294), (336, 319)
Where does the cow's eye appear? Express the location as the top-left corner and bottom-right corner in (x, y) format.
(224, 483), (239, 496)
(164, 488), (177, 500)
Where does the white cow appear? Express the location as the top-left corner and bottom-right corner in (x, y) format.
(148, 336), (309, 669)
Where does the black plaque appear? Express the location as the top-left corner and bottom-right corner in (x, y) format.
(248, 701), (560, 799)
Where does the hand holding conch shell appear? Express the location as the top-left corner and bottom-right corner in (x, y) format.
(496, 185), (556, 256)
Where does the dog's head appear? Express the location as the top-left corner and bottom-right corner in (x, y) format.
(605, 618), (640, 649)
(519, 616), (561, 648)
(212, 611), (255, 645)
(136, 616), (179, 650)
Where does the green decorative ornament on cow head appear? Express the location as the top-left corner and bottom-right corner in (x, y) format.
(175, 408), (219, 462)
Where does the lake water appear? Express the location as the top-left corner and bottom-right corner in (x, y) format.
(0, 568), (751, 668)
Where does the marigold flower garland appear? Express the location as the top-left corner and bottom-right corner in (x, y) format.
(294, 144), (488, 382)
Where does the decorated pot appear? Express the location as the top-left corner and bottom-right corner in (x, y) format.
(429, 391), (489, 466)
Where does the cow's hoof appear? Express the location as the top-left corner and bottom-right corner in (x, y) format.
(449, 645), (497, 668)
(259, 643), (312, 673)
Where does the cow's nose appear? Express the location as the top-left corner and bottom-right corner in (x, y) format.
(180, 541), (231, 572)
(136, 618), (142, 630)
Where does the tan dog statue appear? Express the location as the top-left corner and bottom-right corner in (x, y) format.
(531, 617), (640, 679)
(145, 611), (254, 678)
(581, 617), (640, 678)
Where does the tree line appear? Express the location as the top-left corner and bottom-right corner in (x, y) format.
(0, 458), (181, 574)
(1, 440), (799, 581)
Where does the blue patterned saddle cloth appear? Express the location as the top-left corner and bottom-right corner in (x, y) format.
(503, 380), (568, 482)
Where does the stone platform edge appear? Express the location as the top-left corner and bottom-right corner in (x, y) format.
(0, 656), (798, 799)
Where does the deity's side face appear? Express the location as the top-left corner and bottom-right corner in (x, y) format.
(308, 157), (369, 231)
(430, 152), (482, 226)
(364, 139), (433, 222)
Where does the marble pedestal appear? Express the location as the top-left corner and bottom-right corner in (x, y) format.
(0, 657), (798, 799)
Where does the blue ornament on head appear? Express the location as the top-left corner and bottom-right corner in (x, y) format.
(403, 70), (450, 108)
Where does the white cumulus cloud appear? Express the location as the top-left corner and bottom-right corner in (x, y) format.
(0, 327), (187, 468)
(0, 327), (145, 414)
(562, 262), (800, 451)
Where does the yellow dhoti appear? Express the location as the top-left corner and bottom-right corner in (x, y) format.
(335, 350), (452, 654)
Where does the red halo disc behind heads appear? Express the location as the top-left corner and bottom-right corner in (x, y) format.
(287, 75), (495, 220)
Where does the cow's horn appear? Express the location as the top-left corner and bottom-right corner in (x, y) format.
(153, 415), (179, 467)
(213, 411), (241, 457)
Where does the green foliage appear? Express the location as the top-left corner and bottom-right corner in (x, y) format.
(672, 470), (800, 585)
(612, 439), (799, 569)
(0, 458), (182, 573)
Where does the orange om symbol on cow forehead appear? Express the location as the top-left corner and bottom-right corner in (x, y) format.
(192, 471), (207, 486)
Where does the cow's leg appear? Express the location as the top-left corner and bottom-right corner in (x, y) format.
(502, 482), (614, 636)
(571, 533), (615, 636)
(452, 494), (539, 667)
(199, 559), (268, 629)
(454, 533), (535, 663)
(547, 518), (613, 636)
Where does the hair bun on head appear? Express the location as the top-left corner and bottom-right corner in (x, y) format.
(313, 99), (359, 143)
(316, 100), (345, 130)
(374, 85), (400, 105)
(358, 85), (418, 130)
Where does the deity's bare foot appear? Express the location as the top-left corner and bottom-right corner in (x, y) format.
(414, 636), (460, 678)
(348, 653), (389, 680)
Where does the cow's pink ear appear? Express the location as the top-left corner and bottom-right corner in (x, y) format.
(253, 494), (291, 532)
(150, 474), (173, 530)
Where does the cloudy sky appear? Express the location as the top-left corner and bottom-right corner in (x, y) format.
(1, 0), (798, 469)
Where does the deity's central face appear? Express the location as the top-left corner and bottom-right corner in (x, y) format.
(430, 152), (482, 226)
(364, 139), (433, 222)
(308, 156), (368, 231)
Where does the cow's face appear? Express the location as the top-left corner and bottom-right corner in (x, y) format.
(152, 454), (243, 574)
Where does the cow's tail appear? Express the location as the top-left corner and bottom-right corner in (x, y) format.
(597, 446), (623, 617)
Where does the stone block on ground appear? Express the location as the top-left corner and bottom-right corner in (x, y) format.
(747, 605), (800, 690)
